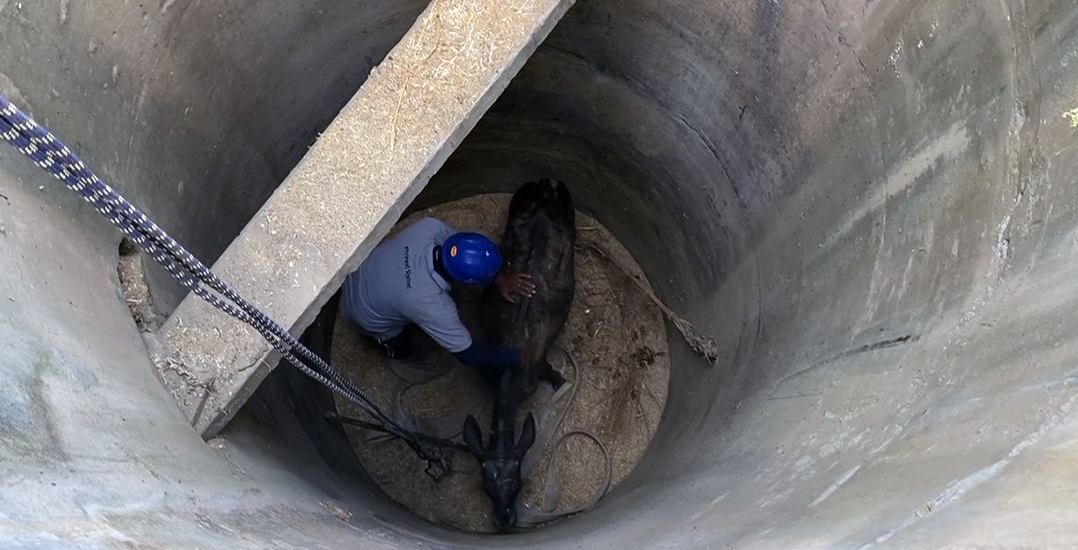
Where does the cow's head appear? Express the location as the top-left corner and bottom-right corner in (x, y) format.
(463, 412), (536, 531)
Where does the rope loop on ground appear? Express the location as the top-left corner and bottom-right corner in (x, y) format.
(0, 94), (450, 480)
(515, 345), (613, 528)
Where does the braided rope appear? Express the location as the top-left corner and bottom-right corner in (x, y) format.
(0, 94), (449, 479)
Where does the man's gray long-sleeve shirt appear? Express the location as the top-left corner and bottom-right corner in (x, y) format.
(339, 218), (473, 353)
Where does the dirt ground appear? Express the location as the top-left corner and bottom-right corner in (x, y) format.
(331, 193), (671, 533)
(117, 239), (159, 333)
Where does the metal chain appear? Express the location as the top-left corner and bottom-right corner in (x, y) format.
(0, 94), (450, 480)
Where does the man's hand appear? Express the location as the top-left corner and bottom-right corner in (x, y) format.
(495, 272), (536, 302)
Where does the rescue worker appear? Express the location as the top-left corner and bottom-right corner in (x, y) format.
(339, 217), (535, 372)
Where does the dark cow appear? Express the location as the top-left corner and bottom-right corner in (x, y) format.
(463, 178), (576, 531)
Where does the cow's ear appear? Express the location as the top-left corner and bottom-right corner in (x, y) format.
(517, 413), (536, 454)
(463, 415), (484, 455)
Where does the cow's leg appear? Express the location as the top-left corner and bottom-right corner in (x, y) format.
(537, 359), (565, 391)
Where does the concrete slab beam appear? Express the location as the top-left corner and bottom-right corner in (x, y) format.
(157, 0), (576, 437)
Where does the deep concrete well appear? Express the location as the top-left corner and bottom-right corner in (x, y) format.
(2, 0), (1078, 548)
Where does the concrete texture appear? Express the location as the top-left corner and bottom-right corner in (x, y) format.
(1, 0), (1078, 549)
(158, 0), (577, 437)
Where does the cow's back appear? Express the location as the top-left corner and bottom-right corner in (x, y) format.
(482, 179), (576, 393)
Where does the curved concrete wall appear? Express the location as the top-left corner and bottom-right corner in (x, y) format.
(2, 0), (1078, 548)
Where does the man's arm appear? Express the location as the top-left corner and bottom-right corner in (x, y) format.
(454, 342), (520, 373)
(410, 293), (520, 372)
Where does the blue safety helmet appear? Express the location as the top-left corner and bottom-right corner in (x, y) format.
(441, 233), (502, 285)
